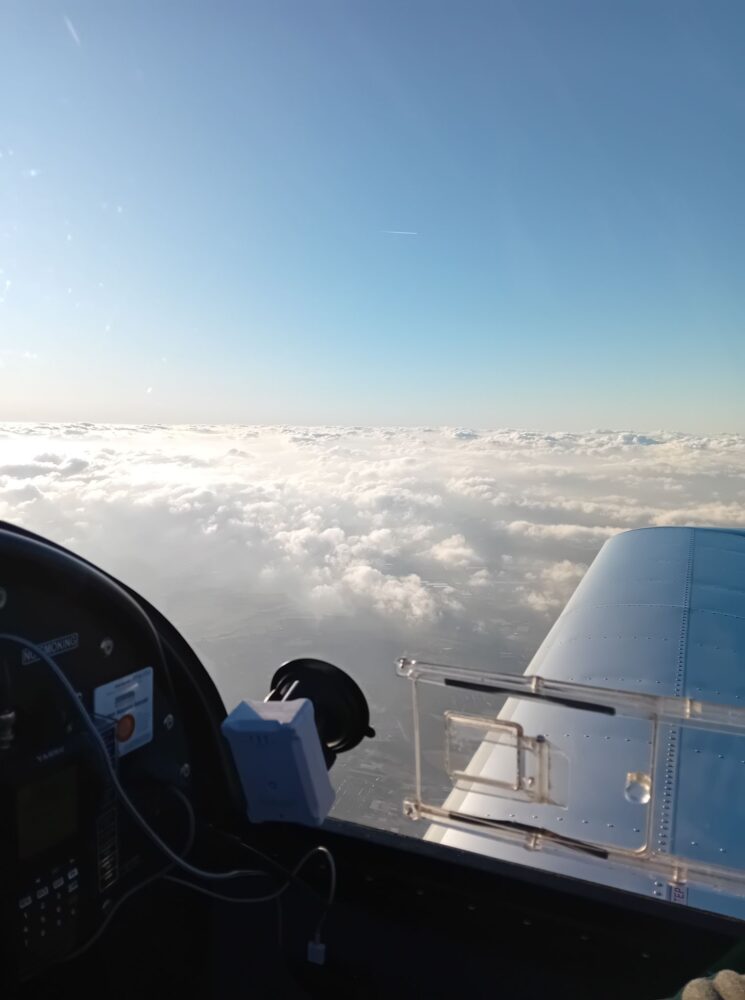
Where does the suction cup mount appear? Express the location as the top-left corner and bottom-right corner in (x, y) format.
(267, 658), (375, 768)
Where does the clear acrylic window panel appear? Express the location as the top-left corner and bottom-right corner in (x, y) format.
(398, 658), (745, 899)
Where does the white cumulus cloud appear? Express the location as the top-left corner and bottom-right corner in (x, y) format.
(0, 422), (743, 728)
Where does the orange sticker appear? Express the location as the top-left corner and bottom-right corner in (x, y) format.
(116, 713), (136, 743)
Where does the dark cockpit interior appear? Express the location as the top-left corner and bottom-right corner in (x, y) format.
(0, 522), (741, 999)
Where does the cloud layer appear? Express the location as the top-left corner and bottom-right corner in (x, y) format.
(2, 423), (744, 647)
(2, 423), (744, 828)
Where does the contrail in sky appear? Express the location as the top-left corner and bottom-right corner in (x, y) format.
(382, 230), (418, 236)
(64, 16), (81, 47)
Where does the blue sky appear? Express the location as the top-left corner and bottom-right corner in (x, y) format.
(2, 0), (745, 429)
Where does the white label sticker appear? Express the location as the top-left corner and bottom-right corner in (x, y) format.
(94, 667), (153, 757)
(669, 883), (688, 906)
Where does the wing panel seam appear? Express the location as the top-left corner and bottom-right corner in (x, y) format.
(656, 528), (695, 861)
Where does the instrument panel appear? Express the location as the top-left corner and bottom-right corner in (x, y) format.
(0, 527), (194, 984)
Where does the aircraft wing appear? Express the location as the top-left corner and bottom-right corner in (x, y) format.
(419, 526), (745, 919)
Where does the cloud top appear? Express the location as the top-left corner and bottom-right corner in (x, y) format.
(1, 423), (743, 712)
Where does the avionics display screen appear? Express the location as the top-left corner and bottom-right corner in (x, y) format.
(16, 766), (79, 860)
